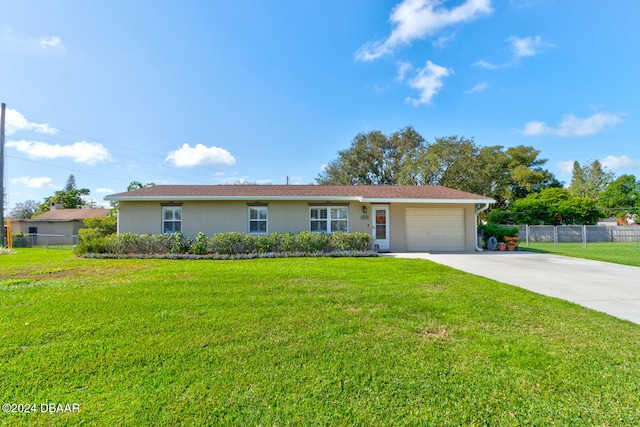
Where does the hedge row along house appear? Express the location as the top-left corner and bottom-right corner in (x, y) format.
(104, 185), (494, 253)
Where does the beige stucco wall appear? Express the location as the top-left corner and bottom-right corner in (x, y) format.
(117, 200), (479, 252)
(117, 201), (373, 237)
(16, 221), (82, 246)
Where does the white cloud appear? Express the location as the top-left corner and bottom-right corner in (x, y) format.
(474, 35), (554, 69)
(165, 143), (236, 167)
(465, 81), (488, 94)
(601, 155), (640, 170)
(95, 188), (115, 194)
(523, 113), (623, 137)
(473, 60), (498, 69)
(508, 35), (553, 59)
(7, 140), (111, 165)
(397, 61), (413, 82)
(40, 36), (66, 52)
(556, 161), (575, 174)
(5, 108), (58, 135)
(0, 30), (66, 52)
(11, 176), (54, 188)
(355, 0), (493, 61)
(405, 60), (452, 106)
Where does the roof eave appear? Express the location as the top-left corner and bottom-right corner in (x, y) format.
(105, 195), (495, 204)
(361, 198), (495, 204)
(104, 195), (365, 202)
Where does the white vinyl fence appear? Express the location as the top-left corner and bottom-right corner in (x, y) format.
(517, 225), (640, 248)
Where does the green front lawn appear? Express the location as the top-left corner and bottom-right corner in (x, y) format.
(2, 249), (639, 425)
(523, 242), (640, 267)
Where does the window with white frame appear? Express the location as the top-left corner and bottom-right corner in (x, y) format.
(309, 206), (348, 233)
(248, 206), (268, 234)
(162, 206), (182, 233)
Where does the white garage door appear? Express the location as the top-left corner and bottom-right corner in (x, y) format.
(406, 208), (465, 251)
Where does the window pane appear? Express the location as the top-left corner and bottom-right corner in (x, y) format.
(310, 221), (327, 232)
(375, 209), (386, 239)
(310, 208), (320, 220)
(163, 207), (182, 233)
(249, 208), (267, 233)
(164, 221), (181, 233)
(331, 207), (347, 219)
(331, 220), (347, 232)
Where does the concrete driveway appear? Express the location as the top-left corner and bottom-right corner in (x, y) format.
(387, 251), (640, 325)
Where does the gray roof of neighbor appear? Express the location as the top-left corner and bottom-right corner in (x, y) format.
(25, 208), (111, 222)
(105, 185), (494, 203)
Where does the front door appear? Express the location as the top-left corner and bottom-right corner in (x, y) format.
(373, 205), (390, 251)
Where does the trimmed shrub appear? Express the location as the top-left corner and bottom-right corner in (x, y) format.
(328, 231), (372, 251)
(478, 224), (518, 245)
(191, 232), (208, 255)
(486, 209), (513, 225)
(76, 231), (373, 257)
(293, 231), (329, 253)
(75, 216), (118, 255)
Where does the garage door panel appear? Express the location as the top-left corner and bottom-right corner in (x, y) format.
(406, 208), (465, 251)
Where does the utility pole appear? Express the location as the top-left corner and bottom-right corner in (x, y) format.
(0, 103), (5, 247)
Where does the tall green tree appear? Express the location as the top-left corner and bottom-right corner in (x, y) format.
(510, 188), (602, 225)
(9, 200), (40, 220)
(406, 135), (480, 189)
(599, 174), (640, 216)
(568, 160), (614, 198)
(504, 146), (561, 203)
(317, 127), (424, 185)
(317, 128), (560, 208)
(38, 175), (90, 212)
(64, 174), (78, 192)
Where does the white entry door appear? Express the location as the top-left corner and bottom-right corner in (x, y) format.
(373, 205), (390, 251)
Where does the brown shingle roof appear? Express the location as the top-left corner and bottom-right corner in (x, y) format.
(105, 185), (493, 203)
(26, 208), (111, 222)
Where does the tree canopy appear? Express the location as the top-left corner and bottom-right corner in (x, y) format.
(9, 200), (40, 220)
(38, 175), (90, 213)
(127, 181), (156, 191)
(502, 188), (602, 225)
(568, 160), (614, 199)
(599, 174), (640, 217)
(317, 127), (560, 207)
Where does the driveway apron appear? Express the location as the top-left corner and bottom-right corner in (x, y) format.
(387, 251), (640, 325)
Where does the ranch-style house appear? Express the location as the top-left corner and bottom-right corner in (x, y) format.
(104, 185), (494, 253)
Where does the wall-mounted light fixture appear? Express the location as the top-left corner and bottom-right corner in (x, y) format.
(362, 206), (368, 214)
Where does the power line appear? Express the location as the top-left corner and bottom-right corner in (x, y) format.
(12, 127), (230, 183)
(6, 154), (208, 186)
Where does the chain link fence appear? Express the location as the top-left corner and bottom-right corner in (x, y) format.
(517, 225), (640, 247)
(11, 234), (78, 250)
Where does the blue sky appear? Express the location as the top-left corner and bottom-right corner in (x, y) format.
(2, 0), (639, 210)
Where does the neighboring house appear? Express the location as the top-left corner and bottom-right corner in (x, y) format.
(14, 202), (111, 246)
(597, 217), (618, 227)
(105, 185), (494, 253)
